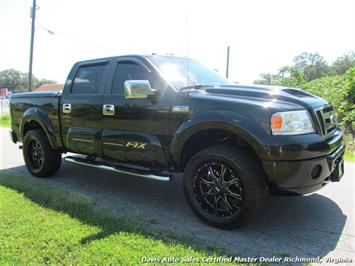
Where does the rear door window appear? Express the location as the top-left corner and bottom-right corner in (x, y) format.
(72, 64), (107, 94)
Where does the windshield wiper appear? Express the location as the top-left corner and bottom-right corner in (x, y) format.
(180, 84), (214, 91)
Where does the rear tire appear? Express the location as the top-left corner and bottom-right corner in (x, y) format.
(183, 145), (267, 229)
(23, 129), (62, 177)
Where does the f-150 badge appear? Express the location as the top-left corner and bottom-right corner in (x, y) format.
(125, 141), (147, 149)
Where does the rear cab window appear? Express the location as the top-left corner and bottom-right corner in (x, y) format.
(72, 64), (108, 94)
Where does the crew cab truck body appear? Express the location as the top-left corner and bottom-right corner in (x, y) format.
(9, 55), (345, 228)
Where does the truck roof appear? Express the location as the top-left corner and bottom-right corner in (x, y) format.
(75, 54), (194, 65)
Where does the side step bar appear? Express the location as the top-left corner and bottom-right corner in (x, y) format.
(64, 156), (171, 182)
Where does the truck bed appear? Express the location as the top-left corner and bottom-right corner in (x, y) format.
(10, 91), (62, 148)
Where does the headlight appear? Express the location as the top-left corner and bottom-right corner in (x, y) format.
(271, 110), (315, 135)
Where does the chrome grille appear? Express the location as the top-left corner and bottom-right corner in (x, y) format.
(314, 105), (337, 137)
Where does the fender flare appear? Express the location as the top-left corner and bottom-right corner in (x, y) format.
(169, 110), (269, 168)
(20, 107), (59, 149)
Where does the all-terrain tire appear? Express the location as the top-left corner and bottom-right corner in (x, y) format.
(23, 129), (62, 177)
(183, 145), (267, 229)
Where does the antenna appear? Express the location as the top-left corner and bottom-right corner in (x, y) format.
(226, 46), (230, 79)
(185, 12), (190, 88)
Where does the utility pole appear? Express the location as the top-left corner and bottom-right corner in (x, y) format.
(28, 0), (37, 91)
(226, 46), (230, 79)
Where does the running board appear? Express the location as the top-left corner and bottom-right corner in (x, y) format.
(64, 156), (171, 182)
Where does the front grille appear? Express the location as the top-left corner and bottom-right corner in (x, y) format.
(314, 105), (337, 137)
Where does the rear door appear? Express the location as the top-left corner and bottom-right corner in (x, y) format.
(101, 58), (171, 170)
(61, 60), (110, 156)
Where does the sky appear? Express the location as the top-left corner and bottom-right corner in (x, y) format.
(0, 0), (354, 84)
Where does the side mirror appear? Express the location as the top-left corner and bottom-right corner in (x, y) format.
(124, 80), (156, 99)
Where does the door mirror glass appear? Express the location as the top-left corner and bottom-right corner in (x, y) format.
(124, 80), (156, 99)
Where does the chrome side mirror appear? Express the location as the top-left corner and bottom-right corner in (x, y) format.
(124, 80), (156, 99)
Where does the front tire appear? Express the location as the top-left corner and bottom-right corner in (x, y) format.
(184, 146), (267, 229)
(23, 129), (62, 177)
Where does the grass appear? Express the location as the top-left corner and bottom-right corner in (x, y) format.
(0, 172), (250, 266)
(0, 114), (10, 128)
(344, 151), (355, 162)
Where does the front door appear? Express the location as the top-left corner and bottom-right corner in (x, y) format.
(61, 60), (110, 156)
(101, 58), (171, 170)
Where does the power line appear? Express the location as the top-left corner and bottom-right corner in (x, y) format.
(36, 25), (120, 52)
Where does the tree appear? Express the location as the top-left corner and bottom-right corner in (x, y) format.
(272, 66), (306, 87)
(0, 69), (27, 92)
(254, 73), (274, 85)
(254, 66), (306, 87)
(293, 52), (331, 81)
(254, 51), (355, 86)
(0, 69), (57, 92)
(331, 52), (355, 75)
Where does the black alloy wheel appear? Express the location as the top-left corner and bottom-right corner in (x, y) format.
(193, 162), (243, 218)
(27, 138), (45, 173)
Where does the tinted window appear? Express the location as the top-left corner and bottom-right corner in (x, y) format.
(112, 62), (152, 94)
(148, 56), (232, 90)
(72, 64), (106, 94)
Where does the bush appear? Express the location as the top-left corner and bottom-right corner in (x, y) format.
(303, 68), (355, 133)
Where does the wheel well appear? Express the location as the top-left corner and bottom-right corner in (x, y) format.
(181, 129), (261, 169)
(23, 120), (43, 137)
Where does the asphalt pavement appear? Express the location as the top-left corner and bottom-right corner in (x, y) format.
(0, 127), (354, 264)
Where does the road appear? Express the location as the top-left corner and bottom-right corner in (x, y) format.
(0, 127), (354, 264)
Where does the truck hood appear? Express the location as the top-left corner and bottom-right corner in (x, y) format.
(189, 84), (327, 110)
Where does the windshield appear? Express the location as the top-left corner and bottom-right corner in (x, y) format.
(148, 56), (232, 90)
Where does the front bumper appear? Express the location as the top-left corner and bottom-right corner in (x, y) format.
(262, 143), (345, 195)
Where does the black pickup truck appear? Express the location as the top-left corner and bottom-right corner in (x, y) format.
(9, 54), (345, 228)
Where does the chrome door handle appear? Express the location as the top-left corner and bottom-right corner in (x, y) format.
(103, 104), (115, 116)
(62, 103), (71, 114)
